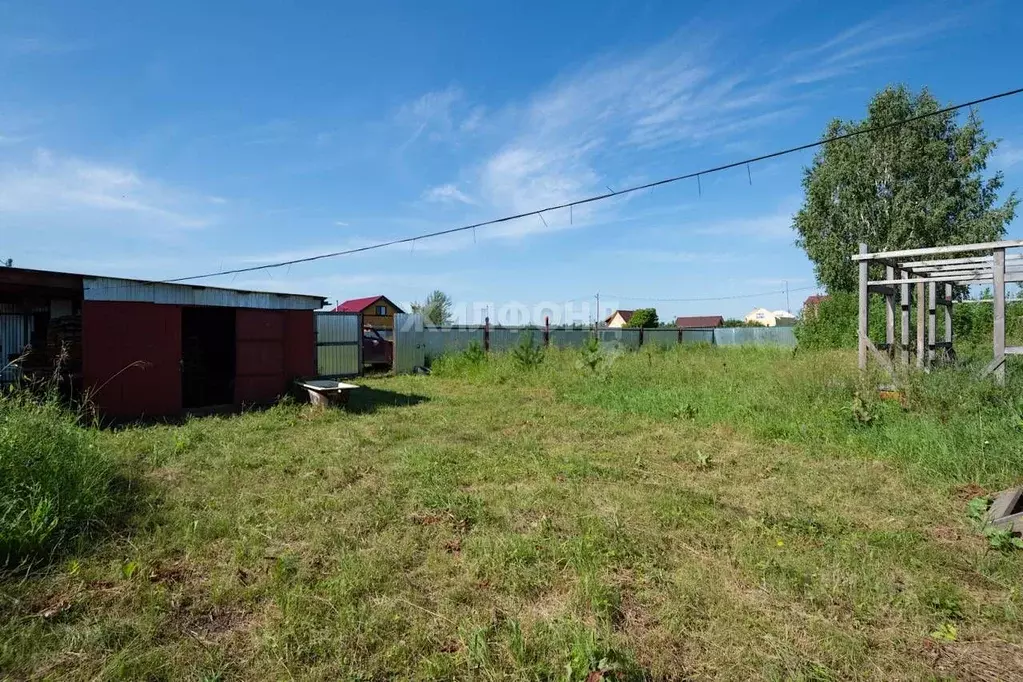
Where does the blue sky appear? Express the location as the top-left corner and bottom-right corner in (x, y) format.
(2, 0), (1022, 323)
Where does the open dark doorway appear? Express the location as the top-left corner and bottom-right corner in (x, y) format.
(182, 307), (236, 408)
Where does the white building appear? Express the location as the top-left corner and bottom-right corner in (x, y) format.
(744, 307), (797, 327)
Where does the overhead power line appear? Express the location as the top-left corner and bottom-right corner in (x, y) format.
(165, 86), (1023, 284)
(602, 285), (819, 303)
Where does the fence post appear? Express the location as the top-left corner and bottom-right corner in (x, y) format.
(678, 327), (683, 345)
(638, 326), (644, 347)
(544, 316), (550, 347)
(484, 316), (490, 353)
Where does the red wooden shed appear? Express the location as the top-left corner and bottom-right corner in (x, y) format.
(0, 267), (325, 419)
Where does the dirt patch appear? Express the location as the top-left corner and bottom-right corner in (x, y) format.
(930, 639), (1023, 681)
(955, 483), (989, 502)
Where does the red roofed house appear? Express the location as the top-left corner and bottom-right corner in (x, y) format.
(802, 294), (830, 318)
(333, 295), (405, 330)
(605, 310), (633, 328)
(675, 315), (724, 329)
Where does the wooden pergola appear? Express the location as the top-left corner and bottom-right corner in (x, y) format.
(852, 239), (1023, 384)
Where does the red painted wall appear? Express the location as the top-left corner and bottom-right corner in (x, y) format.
(235, 309), (285, 404)
(284, 310), (315, 378)
(82, 301), (182, 417)
(83, 304), (316, 417)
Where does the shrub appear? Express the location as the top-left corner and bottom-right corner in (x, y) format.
(512, 332), (544, 369)
(0, 394), (118, 567)
(463, 340), (486, 364)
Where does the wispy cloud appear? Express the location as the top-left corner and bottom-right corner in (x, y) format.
(993, 140), (1023, 169)
(422, 183), (476, 205)
(403, 14), (943, 244)
(607, 248), (741, 264)
(1, 36), (88, 56)
(692, 211), (795, 241)
(0, 148), (216, 230)
(395, 85), (479, 147)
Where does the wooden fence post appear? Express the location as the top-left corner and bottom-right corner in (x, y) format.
(484, 316), (490, 353)
(543, 316), (550, 347)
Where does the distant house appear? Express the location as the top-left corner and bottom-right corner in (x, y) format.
(605, 310), (633, 328)
(802, 294), (829, 318)
(675, 315), (724, 329)
(333, 295), (405, 330)
(744, 307), (797, 327)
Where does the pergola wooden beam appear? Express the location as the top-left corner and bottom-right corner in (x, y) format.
(855, 239), (1020, 384)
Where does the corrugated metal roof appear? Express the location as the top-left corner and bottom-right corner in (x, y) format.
(84, 276), (325, 310)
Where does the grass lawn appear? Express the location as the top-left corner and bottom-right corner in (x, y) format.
(2, 346), (1023, 680)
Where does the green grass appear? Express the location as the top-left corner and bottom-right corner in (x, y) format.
(2, 347), (1022, 680)
(0, 394), (124, 567)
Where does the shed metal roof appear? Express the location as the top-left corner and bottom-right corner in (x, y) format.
(0, 266), (326, 310)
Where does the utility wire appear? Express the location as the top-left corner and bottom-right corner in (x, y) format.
(165, 86), (1023, 284)
(601, 285), (819, 303)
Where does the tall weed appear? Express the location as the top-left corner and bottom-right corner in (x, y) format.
(0, 393), (118, 567)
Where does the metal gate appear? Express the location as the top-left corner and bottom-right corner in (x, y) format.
(0, 313), (30, 387)
(315, 312), (362, 377)
(393, 313), (425, 374)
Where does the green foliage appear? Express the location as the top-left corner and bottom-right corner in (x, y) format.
(624, 308), (658, 328)
(0, 394), (118, 567)
(965, 496), (990, 527)
(512, 332), (545, 369)
(575, 336), (603, 374)
(930, 622), (958, 642)
(410, 289), (453, 326)
(795, 85), (1017, 292)
(983, 526), (1023, 552)
(794, 289), (1023, 350)
(462, 340), (486, 364)
(721, 318), (757, 327)
(795, 292), (888, 349)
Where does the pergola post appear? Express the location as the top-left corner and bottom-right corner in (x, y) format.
(927, 282), (937, 367)
(885, 265), (895, 358)
(944, 283), (953, 347)
(916, 282), (925, 369)
(854, 239), (1022, 382)
(858, 243), (868, 371)
(994, 247), (1006, 385)
(900, 270), (910, 365)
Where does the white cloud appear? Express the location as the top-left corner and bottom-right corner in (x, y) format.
(692, 211), (795, 240)
(993, 141), (1023, 169)
(608, 249), (740, 264)
(334, 220), (349, 226)
(396, 86), (470, 146)
(422, 183), (476, 205)
(0, 148), (216, 230)
(2, 36), (88, 56)
(427, 15), (943, 244)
